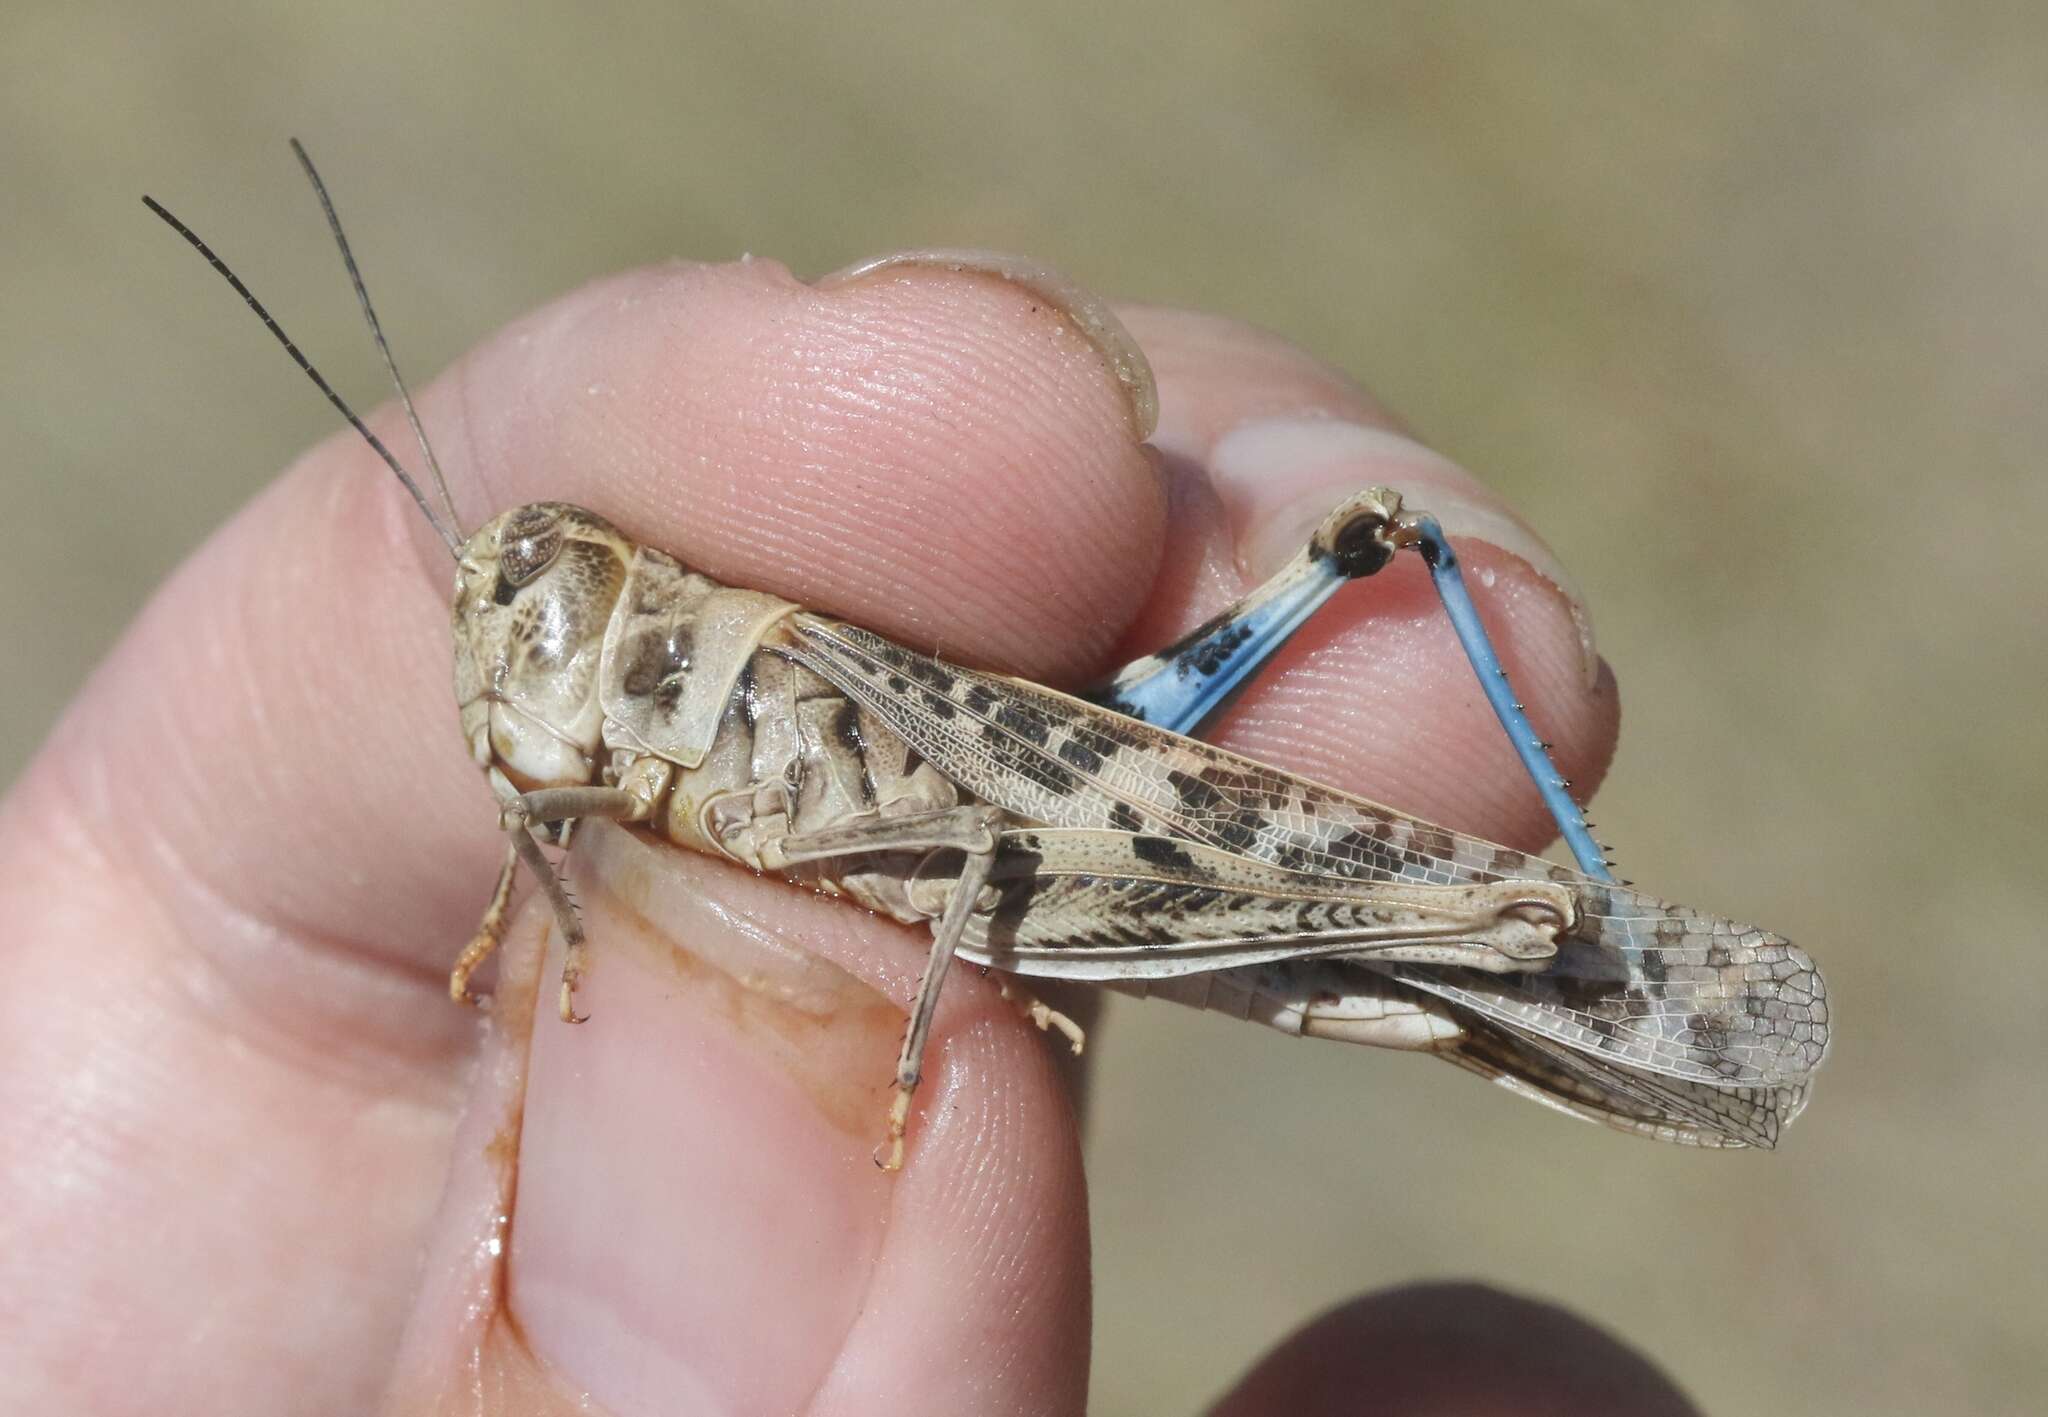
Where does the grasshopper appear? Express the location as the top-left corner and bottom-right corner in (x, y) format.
(145, 145), (1828, 1168)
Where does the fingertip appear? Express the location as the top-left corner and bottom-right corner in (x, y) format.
(437, 254), (1168, 681)
(1104, 307), (1619, 852)
(1207, 1282), (1702, 1417)
(1209, 418), (1598, 683)
(818, 247), (1159, 440)
(1195, 540), (1618, 853)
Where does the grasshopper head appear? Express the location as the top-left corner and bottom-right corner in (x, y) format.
(452, 502), (635, 788)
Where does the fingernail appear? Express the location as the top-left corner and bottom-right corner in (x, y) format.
(507, 822), (902, 1415)
(1208, 415), (1599, 685)
(819, 247), (1158, 440)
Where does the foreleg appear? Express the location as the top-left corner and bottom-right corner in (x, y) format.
(457, 758), (670, 1022)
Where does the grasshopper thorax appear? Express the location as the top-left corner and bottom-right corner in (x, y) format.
(453, 502), (637, 789)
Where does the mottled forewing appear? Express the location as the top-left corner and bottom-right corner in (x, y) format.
(785, 615), (1828, 1101)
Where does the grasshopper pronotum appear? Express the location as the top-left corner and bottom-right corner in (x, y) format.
(146, 145), (1828, 1169)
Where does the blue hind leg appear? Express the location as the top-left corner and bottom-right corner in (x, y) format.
(1081, 488), (1614, 881)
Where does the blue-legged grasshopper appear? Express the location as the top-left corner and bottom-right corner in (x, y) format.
(145, 145), (1829, 1170)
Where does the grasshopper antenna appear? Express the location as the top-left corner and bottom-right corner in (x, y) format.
(140, 192), (465, 558)
(288, 138), (465, 542)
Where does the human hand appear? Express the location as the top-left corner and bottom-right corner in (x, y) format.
(0, 248), (1697, 1414)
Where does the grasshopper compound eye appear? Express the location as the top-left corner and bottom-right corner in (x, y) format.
(499, 504), (566, 586)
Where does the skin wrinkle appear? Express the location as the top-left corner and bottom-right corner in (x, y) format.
(41, 730), (469, 1096)
(1, 799), (452, 1415)
(788, 1072), (944, 1417)
(25, 441), (485, 1079)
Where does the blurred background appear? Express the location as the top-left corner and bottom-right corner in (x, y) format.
(4, 3), (2043, 1413)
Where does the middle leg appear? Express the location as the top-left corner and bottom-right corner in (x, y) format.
(775, 803), (1010, 1170)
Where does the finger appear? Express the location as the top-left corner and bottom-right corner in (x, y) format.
(383, 828), (1089, 1415)
(1114, 305), (1619, 854)
(2, 253), (1153, 1412)
(1206, 1283), (1702, 1417)
(432, 255), (1163, 681)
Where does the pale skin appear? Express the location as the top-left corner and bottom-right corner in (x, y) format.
(0, 254), (1699, 1415)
